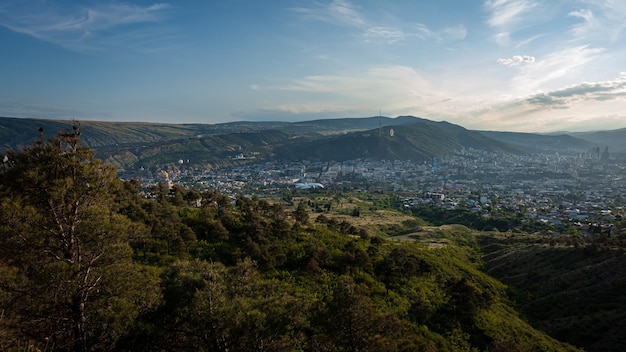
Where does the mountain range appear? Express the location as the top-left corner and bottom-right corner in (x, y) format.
(1, 115), (621, 169)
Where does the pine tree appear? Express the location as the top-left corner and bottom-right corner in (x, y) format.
(0, 127), (158, 351)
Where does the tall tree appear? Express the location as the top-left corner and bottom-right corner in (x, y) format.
(0, 128), (158, 352)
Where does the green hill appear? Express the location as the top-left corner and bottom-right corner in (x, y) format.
(480, 234), (626, 351)
(276, 120), (527, 162)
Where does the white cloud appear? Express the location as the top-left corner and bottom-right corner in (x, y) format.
(484, 0), (537, 29)
(415, 23), (467, 41)
(327, 0), (365, 27)
(0, 2), (170, 50)
(526, 76), (626, 107)
(510, 45), (605, 92)
(484, 0), (540, 47)
(293, 0), (406, 44)
(292, 0), (364, 28)
(461, 74), (626, 132)
(568, 3), (626, 42)
(256, 59), (626, 132)
(364, 26), (406, 44)
(497, 55), (535, 66)
(472, 98), (626, 132)
(568, 8), (597, 38)
(292, 1), (465, 45)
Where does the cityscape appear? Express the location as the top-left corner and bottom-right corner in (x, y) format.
(126, 145), (626, 236)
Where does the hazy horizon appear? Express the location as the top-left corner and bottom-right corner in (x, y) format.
(3, 113), (624, 135)
(2, 1), (626, 133)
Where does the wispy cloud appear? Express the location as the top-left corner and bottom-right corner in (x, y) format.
(497, 55), (535, 66)
(254, 59), (626, 131)
(484, 2), (626, 48)
(568, 2), (626, 42)
(415, 23), (467, 41)
(364, 26), (406, 44)
(514, 33), (544, 48)
(568, 8), (594, 36)
(0, 1), (171, 51)
(275, 65), (432, 96)
(484, 0), (539, 47)
(292, 0), (465, 45)
(510, 45), (605, 92)
(484, 0), (537, 29)
(291, 0), (364, 28)
(248, 65), (438, 118)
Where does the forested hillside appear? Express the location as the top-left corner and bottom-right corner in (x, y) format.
(0, 132), (581, 351)
(481, 234), (626, 351)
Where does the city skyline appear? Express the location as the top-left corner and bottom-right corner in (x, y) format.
(1, 0), (626, 132)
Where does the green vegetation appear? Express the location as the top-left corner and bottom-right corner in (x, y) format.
(408, 204), (554, 233)
(0, 131), (596, 351)
(481, 234), (626, 351)
(0, 130), (158, 351)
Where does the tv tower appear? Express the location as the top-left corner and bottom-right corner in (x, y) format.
(378, 109), (383, 136)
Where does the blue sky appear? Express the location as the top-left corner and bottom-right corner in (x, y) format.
(1, 0), (626, 132)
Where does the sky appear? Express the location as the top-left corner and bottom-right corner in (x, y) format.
(1, 0), (626, 132)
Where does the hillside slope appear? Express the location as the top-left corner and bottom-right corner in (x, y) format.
(480, 235), (626, 351)
(4, 116), (597, 170)
(479, 131), (597, 152)
(569, 128), (626, 154)
(0, 115), (420, 151)
(276, 120), (527, 162)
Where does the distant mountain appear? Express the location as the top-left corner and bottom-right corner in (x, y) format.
(568, 128), (626, 154)
(0, 115), (611, 169)
(479, 131), (598, 153)
(0, 117), (204, 150)
(276, 119), (527, 162)
(0, 115), (421, 151)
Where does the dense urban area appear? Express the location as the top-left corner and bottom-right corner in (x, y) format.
(123, 146), (626, 236)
